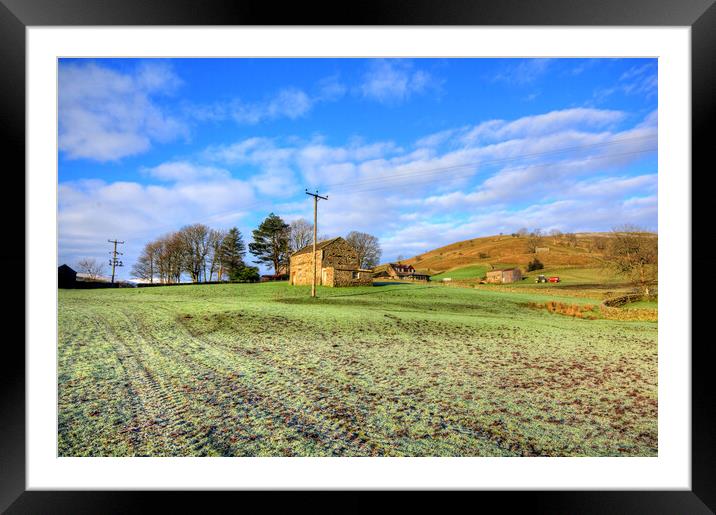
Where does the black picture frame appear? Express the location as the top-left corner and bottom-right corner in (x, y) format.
(1, 0), (711, 511)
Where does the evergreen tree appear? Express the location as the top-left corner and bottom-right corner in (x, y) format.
(230, 265), (260, 283)
(219, 227), (246, 279)
(249, 213), (289, 274)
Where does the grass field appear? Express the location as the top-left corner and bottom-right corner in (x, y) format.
(58, 281), (657, 457)
(431, 265), (491, 281)
(622, 300), (658, 310)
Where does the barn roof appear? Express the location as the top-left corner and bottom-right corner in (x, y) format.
(291, 237), (344, 257)
(373, 263), (428, 276)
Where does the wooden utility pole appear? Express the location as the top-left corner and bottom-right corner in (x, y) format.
(108, 239), (125, 284)
(305, 190), (327, 297)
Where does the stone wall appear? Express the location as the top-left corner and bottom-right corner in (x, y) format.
(503, 268), (522, 283)
(486, 268), (521, 283)
(321, 239), (360, 269)
(332, 268), (373, 287)
(485, 270), (503, 284)
(290, 250), (323, 286)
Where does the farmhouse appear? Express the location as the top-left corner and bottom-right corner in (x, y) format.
(485, 267), (522, 284)
(372, 263), (431, 282)
(289, 237), (373, 287)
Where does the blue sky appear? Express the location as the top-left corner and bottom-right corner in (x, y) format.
(58, 58), (657, 278)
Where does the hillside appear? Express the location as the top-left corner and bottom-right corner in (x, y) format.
(399, 233), (616, 275)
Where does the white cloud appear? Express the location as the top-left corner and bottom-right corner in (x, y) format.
(316, 75), (348, 101)
(59, 106), (658, 271)
(185, 75), (347, 126)
(359, 60), (440, 105)
(58, 174), (256, 275)
(142, 161), (230, 182)
(231, 88), (313, 124)
(594, 62), (657, 103)
(460, 108), (625, 145)
(492, 59), (553, 85)
(59, 61), (189, 161)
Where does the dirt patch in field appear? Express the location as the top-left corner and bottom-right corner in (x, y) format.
(599, 305), (658, 322)
(528, 301), (599, 319)
(177, 311), (311, 337)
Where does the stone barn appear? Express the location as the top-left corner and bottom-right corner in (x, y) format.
(289, 237), (373, 287)
(485, 267), (522, 284)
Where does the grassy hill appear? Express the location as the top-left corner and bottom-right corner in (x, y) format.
(401, 233), (612, 276)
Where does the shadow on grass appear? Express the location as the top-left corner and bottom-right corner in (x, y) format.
(330, 283), (434, 298)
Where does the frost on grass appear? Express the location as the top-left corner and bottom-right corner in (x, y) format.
(58, 283), (657, 457)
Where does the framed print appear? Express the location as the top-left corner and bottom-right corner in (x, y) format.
(2, 0), (713, 511)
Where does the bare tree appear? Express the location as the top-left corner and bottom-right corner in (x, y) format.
(516, 227), (529, 238)
(288, 218), (314, 253)
(604, 225), (658, 297)
(178, 223), (212, 282)
(76, 258), (106, 280)
(346, 231), (382, 269)
(131, 241), (159, 283)
(207, 229), (227, 282)
(549, 229), (563, 244)
(155, 231), (184, 284)
(526, 228), (543, 253)
(564, 232), (578, 247)
(593, 236), (608, 251)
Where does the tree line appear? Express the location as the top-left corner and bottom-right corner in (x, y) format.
(130, 212), (382, 284)
(131, 224), (253, 284)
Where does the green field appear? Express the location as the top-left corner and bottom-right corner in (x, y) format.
(58, 282), (657, 457)
(431, 265), (490, 281)
(622, 300), (658, 310)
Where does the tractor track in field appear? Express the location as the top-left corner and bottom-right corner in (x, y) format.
(118, 308), (276, 456)
(58, 284), (658, 457)
(122, 305), (378, 455)
(169, 315), (382, 456)
(183, 318), (525, 456)
(102, 311), (218, 456)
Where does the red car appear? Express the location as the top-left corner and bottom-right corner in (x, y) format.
(548, 276), (561, 283)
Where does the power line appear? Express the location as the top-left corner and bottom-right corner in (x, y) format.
(319, 133), (657, 191)
(131, 134), (657, 235)
(108, 239), (124, 284)
(328, 146), (657, 197)
(305, 190), (328, 298)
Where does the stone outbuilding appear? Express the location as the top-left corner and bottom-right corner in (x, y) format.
(485, 267), (522, 284)
(289, 237), (373, 287)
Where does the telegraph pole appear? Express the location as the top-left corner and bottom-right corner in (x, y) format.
(305, 190), (327, 297)
(108, 239), (125, 284)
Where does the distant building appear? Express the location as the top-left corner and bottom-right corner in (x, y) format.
(289, 237), (373, 287)
(261, 273), (288, 282)
(372, 263), (431, 282)
(76, 273), (110, 283)
(58, 264), (76, 288)
(535, 247), (550, 253)
(485, 267), (522, 284)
